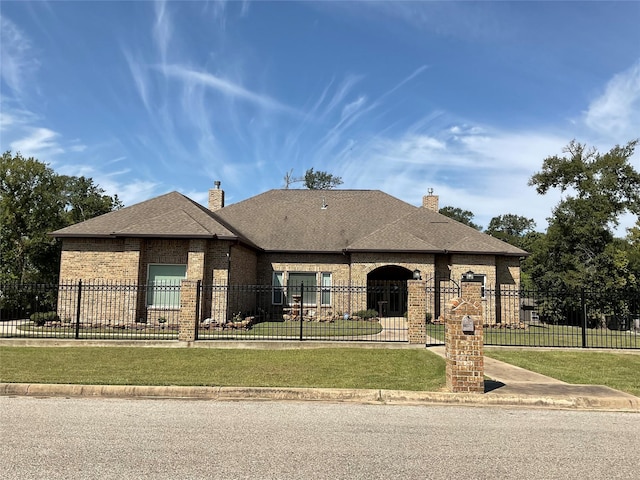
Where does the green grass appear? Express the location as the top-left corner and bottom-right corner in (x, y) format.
(427, 324), (640, 348)
(485, 349), (640, 396)
(0, 347), (445, 391)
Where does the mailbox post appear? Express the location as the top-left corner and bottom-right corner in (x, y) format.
(445, 274), (484, 393)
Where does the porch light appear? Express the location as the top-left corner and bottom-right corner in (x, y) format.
(463, 270), (475, 281)
(412, 269), (422, 280)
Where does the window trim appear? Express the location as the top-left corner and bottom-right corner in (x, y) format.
(272, 271), (284, 305)
(320, 272), (332, 306)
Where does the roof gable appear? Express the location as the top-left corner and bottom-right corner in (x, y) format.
(52, 191), (239, 239)
(354, 208), (528, 256)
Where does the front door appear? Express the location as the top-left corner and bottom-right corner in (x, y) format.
(367, 280), (408, 317)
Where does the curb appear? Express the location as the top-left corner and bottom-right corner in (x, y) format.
(2, 383), (639, 412)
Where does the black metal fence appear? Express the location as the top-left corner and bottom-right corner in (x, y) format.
(0, 281), (409, 342)
(2, 281), (638, 348)
(425, 281), (640, 349)
(0, 282), (179, 340)
(196, 283), (407, 342)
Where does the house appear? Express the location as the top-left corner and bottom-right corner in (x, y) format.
(51, 183), (527, 326)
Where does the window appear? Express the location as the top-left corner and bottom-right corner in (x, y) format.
(147, 264), (187, 307)
(287, 272), (317, 306)
(321, 273), (332, 306)
(272, 272), (284, 305)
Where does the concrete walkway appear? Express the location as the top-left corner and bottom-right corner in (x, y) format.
(1, 339), (639, 411)
(427, 345), (640, 411)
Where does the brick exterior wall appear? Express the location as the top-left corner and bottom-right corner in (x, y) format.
(257, 253), (350, 284)
(226, 244), (259, 318)
(445, 281), (484, 393)
(257, 252), (435, 316)
(431, 253), (522, 325)
(58, 238), (143, 325)
(495, 256), (521, 324)
(186, 239), (207, 280)
(229, 244), (258, 285)
(349, 252), (435, 286)
(59, 238), (142, 281)
(57, 236), (523, 336)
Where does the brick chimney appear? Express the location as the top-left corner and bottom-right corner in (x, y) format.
(208, 181), (224, 211)
(423, 188), (439, 212)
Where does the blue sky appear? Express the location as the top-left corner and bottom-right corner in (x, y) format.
(1, 1), (639, 233)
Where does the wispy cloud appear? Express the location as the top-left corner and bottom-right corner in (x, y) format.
(321, 74), (363, 120)
(0, 104), (34, 131)
(316, 2), (516, 43)
(153, 0), (172, 64)
(584, 61), (640, 140)
(54, 160), (159, 207)
(123, 50), (151, 112)
(158, 64), (300, 115)
(380, 65), (429, 100)
(337, 120), (569, 230)
(10, 127), (64, 156)
(240, 0), (250, 17)
(0, 16), (40, 96)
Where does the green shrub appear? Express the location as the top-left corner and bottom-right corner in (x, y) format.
(30, 311), (60, 326)
(353, 309), (379, 320)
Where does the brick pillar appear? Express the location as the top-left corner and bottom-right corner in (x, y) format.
(187, 239), (206, 281)
(407, 279), (427, 344)
(445, 281), (484, 393)
(179, 280), (199, 342)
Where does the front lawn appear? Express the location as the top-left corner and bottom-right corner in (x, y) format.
(0, 347), (444, 392)
(485, 349), (640, 396)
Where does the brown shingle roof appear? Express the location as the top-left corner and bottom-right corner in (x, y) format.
(213, 189), (417, 252)
(51, 191), (240, 240)
(52, 188), (528, 256)
(348, 208), (527, 255)
(214, 189), (528, 256)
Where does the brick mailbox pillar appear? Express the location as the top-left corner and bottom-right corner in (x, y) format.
(445, 280), (484, 393)
(407, 279), (427, 344)
(179, 279), (199, 342)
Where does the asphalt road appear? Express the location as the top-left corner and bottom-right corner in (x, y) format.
(1, 397), (638, 479)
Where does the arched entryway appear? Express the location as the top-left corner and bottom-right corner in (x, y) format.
(367, 266), (413, 317)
